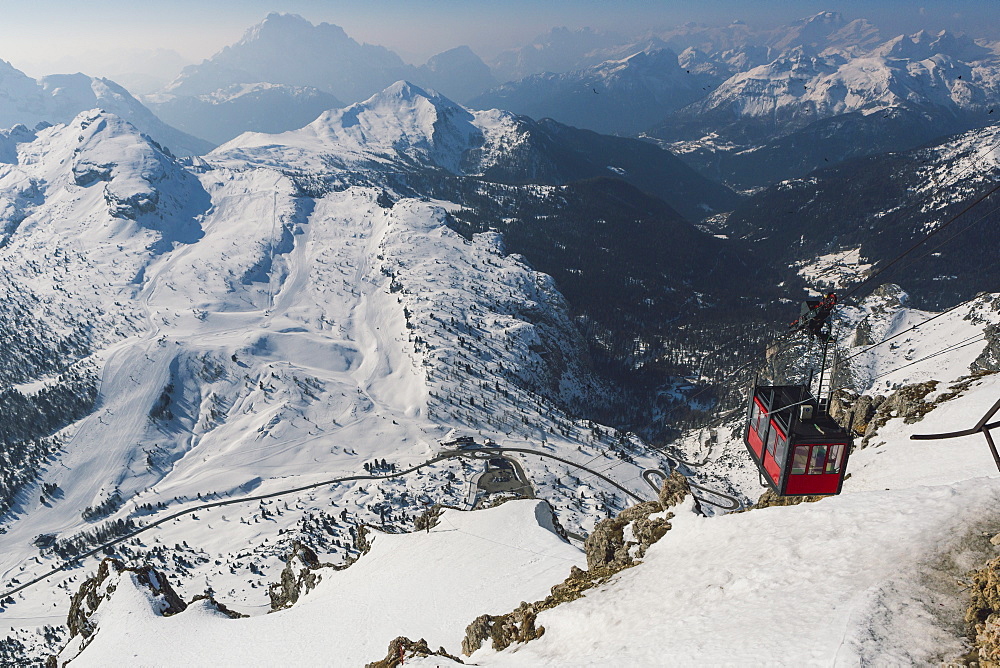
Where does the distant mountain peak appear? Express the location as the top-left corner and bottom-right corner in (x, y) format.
(364, 80), (462, 114)
(809, 10), (844, 23)
(239, 12), (350, 46)
(769, 10), (850, 51)
(871, 29), (988, 62)
(165, 14), (409, 103)
(379, 79), (435, 100)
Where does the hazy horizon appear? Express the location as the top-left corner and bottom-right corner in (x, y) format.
(4, 0), (997, 85)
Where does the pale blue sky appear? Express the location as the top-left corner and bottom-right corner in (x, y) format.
(3, 0), (996, 77)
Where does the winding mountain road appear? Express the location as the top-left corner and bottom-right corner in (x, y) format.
(0, 445), (650, 601)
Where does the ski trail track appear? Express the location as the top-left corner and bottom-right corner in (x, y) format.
(0, 171), (308, 584)
(0, 180), (663, 639)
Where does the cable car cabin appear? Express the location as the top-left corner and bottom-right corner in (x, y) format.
(744, 385), (852, 497)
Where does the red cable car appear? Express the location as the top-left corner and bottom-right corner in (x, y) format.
(744, 385), (852, 496)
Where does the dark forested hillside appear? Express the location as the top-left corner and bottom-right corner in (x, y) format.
(478, 118), (741, 222)
(440, 175), (785, 436)
(724, 124), (1000, 308)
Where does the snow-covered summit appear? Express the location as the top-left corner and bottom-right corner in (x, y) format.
(212, 80), (523, 175)
(0, 60), (208, 156)
(672, 26), (1000, 135)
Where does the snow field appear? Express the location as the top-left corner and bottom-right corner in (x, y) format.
(474, 479), (1000, 666)
(64, 500), (585, 667)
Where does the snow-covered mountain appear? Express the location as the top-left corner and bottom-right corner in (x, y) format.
(464, 12), (999, 189)
(0, 104), (686, 661)
(766, 11), (882, 54)
(212, 80), (737, 221)
(0, 60), (209, 156)
(149, 13), (498, 144)
(212, 80), (490, 174)
(470, 47), (722, 136)
(648, 23), (1000, 187)
(658, 29), (999, 143)
(44, 286), (1000, 666)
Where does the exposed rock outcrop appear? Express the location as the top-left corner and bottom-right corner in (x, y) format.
(584, 471), (691, 571)
(67, 558), (185, 641)
(353, 524), (372, 554)
(972, 323), (1000, 374)
(52, 558), (188, 666)
(965, 556), (1000, 663)
(414, 503), (464, 532)
(584, 500), (666, 571)
(851, 284), (906, 348)
(189, 593), (247, 619)
(365, 636), (463, 668)
(831, 381), (938, 448)
(268, 541), (335, 611)
(460, 472), (692, 657)
(863, 380), (938, 443)
(829, 389), (878, 436)
(749, 488), (828, 510)
(658, 470), (692, 510)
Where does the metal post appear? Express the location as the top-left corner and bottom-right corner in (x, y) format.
(982, 429), (1000, 473)
(815, 338), (830, 415)
(912, 396), (1000, 474)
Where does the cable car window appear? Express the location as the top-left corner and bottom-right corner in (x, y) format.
(791, 446), (809, 474)
(766, 422), (786, 459)
(756, 407), (767, 435)
(825, 444), (844, 474)
(808, 445), (828, 475)
(774, 433), (788, 467)
(750, 400), (767, 436)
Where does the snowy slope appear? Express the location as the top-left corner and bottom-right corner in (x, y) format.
(471, 478), (1000, 666)
(0, 109), (667, 660)
(444, 293), (1000, 666)
(464, 316), (1000, 667)
(59, 501), (583, 666)
(54, 311), (1000, 666)
(211, 80), (519, 175)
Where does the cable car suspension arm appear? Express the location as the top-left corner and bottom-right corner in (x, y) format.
(911, 396), (1000, 473)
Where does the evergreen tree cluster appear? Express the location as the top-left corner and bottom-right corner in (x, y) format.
(81, 491), (125, 522)
(48, 518), (138, 560)
(0, 280), (90, 388)
(0, 364), (98, 519)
